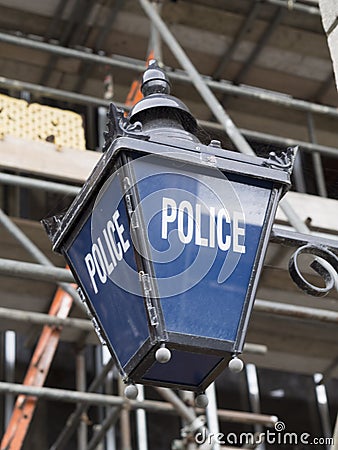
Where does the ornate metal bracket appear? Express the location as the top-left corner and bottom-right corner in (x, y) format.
(289, 244), (338, 297)
(263, 146), (298, 174)
(102, 103), (149, 152)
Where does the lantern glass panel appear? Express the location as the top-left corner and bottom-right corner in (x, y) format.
(66, 169), (149, 367)
(131, 155), (273, 342)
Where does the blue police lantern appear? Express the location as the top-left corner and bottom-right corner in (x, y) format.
(43, 62), (295, 397)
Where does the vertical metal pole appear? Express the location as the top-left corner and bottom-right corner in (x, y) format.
(332, 415), (338, 450)
(205, 384), (220, 450)
(292, 152), (307, 193)
(118, 377), (132, 450)
(95, 346), (105, 428)
(149, 1), (163, 63)
(76, 350), (87, 450)
(98, 106), (108, 151)
(136, 385), (148, 450)
(180, 390), (197, 450)
(102, 347), (116, 450)
(314, 373), (332, 450)
(4, 331), (15, 428)
(86, 105), (97, 150)
(246, 364), (265, 450)
(307, 112), (328, 197)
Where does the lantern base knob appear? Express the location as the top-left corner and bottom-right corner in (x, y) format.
(195, 393), (209, 408)
(124, 384), (139, 400)
(155, 345), (172, 364)
(228, 356), (244, 373)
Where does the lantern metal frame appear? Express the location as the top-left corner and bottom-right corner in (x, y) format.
(47, 126), (293, 391)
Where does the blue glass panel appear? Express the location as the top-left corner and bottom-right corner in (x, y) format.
(132, 155), (272, 342)
(66, 173), (149, 367)
(142, 349), (223, 387)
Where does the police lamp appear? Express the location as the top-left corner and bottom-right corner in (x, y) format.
(44, 62), (294, 401)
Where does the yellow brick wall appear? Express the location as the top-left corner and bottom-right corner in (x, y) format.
(0, 94), (86, 150)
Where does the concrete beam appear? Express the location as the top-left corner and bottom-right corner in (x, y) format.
(0, 135), (98, 183)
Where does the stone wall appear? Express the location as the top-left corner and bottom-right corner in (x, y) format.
(319, 0), (338, 90)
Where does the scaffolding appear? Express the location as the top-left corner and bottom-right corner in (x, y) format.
(0, 0), (337, 448)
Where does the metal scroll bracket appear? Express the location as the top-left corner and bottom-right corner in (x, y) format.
(102, 103), (149, 152)
(289, 244), (338, 297)
(263, 146), (298, 174)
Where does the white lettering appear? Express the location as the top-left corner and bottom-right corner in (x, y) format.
(92, 243), (107, 284)
(107, 220), (122, 261)
(161, 197), (177, 239)
(233, 211), (246, 253)
(160, 197), (246, 254)
(113, 210), (130, 253)
(84, 207), (131, 294)
(217, 208), (231, 251)
(178, 200), (193, 244)
(84, 253), (98, 294)
(195, 203), (208, 247)
(97, 237), (114, 275)
(209, 206), (216, 248)
(103, 227), (117, 268)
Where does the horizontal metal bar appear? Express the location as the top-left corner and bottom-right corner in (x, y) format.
(254, 299), (338, 323)
(176, 75), (338, 119)
(199, 120), (338, 158)
(0, 82), (335, 161)
(243, 343), (267, 355)
(265, 0), (321, 15)
(240, 127), (338, 158)
(0, 32), (145, 73)
(271, 227), (338, 253)
(215, 409), (277, 426)
(0, 173), (81, 196)
(0, 381), (278, 426)
(0, 209), (81, 306)
(0, 258), (74, 283)
(0, 259), (337, 322)
(0, 306), (92, 332)
(0, 33), (337, 118)
(0, 76), (126, 109)
(0, 306), (266, 355)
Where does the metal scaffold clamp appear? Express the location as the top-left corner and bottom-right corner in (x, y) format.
(181, 415), (206, 439)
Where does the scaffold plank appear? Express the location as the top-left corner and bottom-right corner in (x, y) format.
(0, 135), (99, 183)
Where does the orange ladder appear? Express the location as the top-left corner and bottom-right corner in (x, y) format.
(1, 286), (74, 450)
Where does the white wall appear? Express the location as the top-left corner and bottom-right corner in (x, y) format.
(319, 0), (338, 90)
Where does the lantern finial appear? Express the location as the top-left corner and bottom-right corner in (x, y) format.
(141, 60), (171, 97)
